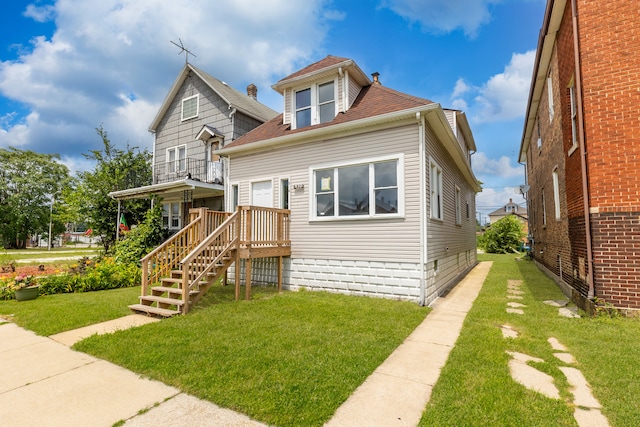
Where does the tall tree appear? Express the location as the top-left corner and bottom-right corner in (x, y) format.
(0, 147), (71, 248)
(73, 126), (152, 252)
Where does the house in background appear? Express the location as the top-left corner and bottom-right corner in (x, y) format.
(519, 0), (640, 312)
(218, 55), (481, 306)
(109, 63), (278, 230)
(487, 198), (528, 235)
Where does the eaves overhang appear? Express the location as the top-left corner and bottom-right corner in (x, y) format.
(519, 0), (567, 163)
(108, 179), (223, 201)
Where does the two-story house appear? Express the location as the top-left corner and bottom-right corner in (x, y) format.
(109, 63), (278, 230)
(487, 199), (529, 237)
(217, 55), (481, 306)
(519, 0), (640, 312)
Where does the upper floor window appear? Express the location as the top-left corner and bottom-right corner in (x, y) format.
(569, 85), (578, 152)
(167, 145), (186, 173)
(294, 80), (336, 129)
(312, 155), (402, 220)
(181, 94), (199, 121)
(547, 76), (554, 122)
(430, 160), (443, 220)
(537, 117), (542, 149)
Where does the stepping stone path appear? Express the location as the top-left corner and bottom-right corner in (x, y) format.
(506, 280), (526, 315)
(501, 280), (609, 427)
(543, 299), (581, 318)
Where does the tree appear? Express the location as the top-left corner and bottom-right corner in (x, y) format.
(0, 147), (71, 248)
(478, 215), (525, 254)
(73, 126), (152, 252)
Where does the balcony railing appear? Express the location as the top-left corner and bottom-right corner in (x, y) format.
(154, 158), (223, 185)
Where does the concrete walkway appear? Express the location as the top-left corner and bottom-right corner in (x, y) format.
(326, 261), (491, 427)
(0, 262), (492, 426)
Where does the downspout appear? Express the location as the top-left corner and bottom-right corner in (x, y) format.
(417, 111), (427, 306)
(571, 0), (595, 299)
(338, 67), (346, 112)
(229, 106), (237, 140)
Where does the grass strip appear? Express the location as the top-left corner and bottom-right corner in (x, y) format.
(420, 254), (640, 427)
(75, 286), (428, 427)
(0, 286), (140, 335)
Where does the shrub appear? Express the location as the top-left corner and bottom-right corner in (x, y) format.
(478, 215), (525, 254)
(112, 203), (167, 265)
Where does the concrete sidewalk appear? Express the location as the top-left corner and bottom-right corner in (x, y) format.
(0, 262), (491, 426)
(326, 261), (492, 427)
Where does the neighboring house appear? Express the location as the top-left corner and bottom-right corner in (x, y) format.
(488, 199), (528, 235)
(518, 0), (640, 312)
(218, 55), (481, 306)
(109, 63), (278, 229)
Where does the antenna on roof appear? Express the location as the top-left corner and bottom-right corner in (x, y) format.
(170, 39), (197, 64)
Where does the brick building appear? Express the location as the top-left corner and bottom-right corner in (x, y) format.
(519, 0), (640, 312)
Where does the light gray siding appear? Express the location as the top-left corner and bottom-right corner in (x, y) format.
(347, 74), (361, 109)
(155, 77), (234, 167)
(229, 123), (422, 264)
(424, 122), (477, 295)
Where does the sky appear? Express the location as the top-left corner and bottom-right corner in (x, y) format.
(0, 0), (546, 221)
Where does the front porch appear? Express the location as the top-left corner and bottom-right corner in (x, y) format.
(129, 206), (291, 317)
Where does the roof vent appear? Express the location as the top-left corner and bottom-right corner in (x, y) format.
(371, 72), (381, 85)
(247, 84), (258, 100)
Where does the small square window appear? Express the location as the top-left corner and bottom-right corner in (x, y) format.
(182, 95), (199, 121)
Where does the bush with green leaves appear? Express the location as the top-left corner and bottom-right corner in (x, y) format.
(478, 215), (525, 254)
(112, 202), (167, 265)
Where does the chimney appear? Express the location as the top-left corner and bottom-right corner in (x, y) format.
(509, 198), (513, 203)
(247, 83), (258, 100)
(371, 72), (381, 85)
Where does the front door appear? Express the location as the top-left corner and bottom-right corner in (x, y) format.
(251, 180), (273, 207)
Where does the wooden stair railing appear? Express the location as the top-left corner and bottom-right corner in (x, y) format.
(130, 206), (290, 317)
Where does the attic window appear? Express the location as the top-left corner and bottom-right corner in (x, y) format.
(181, 94), (199, 121)
(293, 80), (336, 129)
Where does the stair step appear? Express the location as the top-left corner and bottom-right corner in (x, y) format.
(152, 286), (201, 298)
(140, 295), (185, 306)
(129, 304), (180, 318)
(161, 277), (209, 286)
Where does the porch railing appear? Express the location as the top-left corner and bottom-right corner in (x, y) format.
(154, 158), (223, 185)
(140, 208), (231, 295)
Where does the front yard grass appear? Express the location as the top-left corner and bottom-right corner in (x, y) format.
(74, 286), (428, 427)
(420, 253), (640, 427)
(0, 286), (140, 335)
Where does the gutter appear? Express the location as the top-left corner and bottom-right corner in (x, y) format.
(571, 0), (595, 299)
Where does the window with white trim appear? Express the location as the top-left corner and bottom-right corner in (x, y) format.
(547, 76), (554, 122)
(280, 178), (289, 209)
(537, 117), (542, 149)
(181, 94), (199, 121)
(167, 145), (186, 173)
(552, 168), (561, 220)
(455, 185), (461, 225)
(162, 203), (181, 229)
(430, 160), (443, 220)
(569, 84), (578, 151)
(312, 157), (401, 219)
(294, 80), (336, 129)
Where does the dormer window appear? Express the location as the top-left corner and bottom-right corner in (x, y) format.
(293, 80), (336, 129)
(181, 94), (199, 121)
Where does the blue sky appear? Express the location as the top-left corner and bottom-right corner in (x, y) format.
(0, 0), (546, 219)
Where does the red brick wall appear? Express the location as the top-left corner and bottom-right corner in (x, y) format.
(577, 0), (640, 308)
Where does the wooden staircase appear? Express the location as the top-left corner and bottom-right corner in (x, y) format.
(129, 206), (290, 317)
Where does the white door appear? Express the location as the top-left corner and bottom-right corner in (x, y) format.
(251, 180), (273, 207)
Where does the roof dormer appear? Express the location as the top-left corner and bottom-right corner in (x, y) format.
(271, 55), (370, 130)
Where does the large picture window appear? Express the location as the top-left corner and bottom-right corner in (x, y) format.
(312, 157), (401, 219)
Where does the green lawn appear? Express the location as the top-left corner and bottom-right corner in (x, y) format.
(0, 286), (140, 335)
(420, 253), (640, 427)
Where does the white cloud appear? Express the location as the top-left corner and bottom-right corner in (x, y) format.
(473, 50), (535, 122)
(473, 151), (523, 179)
(452, 78), (471, 98)
(0, 0), (333, 158)
(380, 0), (500, 38)
(476, 187), (526, 218)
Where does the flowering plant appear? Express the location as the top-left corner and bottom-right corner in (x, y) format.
(10, 275), (39, 290)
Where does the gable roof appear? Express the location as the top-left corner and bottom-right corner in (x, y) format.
(272, 55), (370, 93)
(149, 63), (278, 132)
(223, 83), (435, 149)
